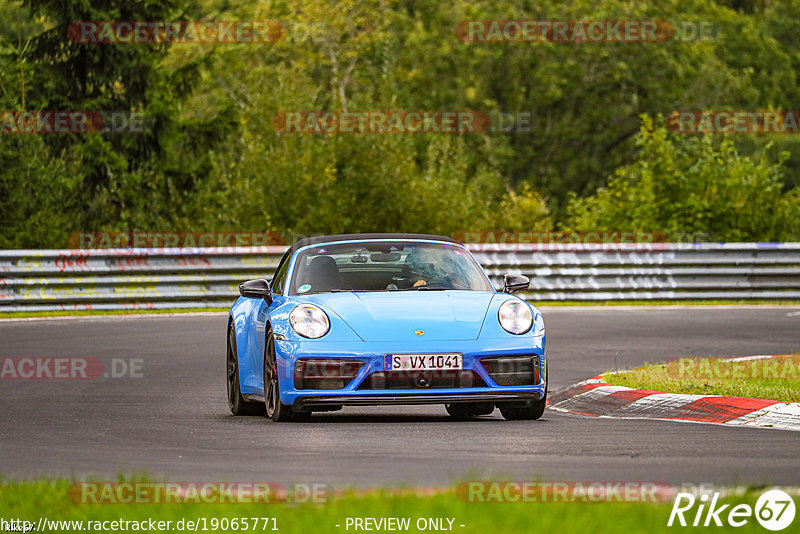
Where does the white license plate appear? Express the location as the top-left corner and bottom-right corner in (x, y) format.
(385, 353), (463, 371)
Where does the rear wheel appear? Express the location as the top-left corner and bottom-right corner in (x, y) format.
(264, 331), (311, 422)
(227, 323), (264, 416)
(445, 402), (494, 420)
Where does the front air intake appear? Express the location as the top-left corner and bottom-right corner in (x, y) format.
(294, 359), (364, 390)
(481, 356), (540, 386)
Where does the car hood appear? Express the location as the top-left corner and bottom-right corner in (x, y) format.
(304, 291), (496, 341)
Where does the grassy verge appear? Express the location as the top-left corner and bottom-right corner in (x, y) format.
(0, 479), (788, 534)
(537, 299), (800, 306)
(2, 300), (798, 319)
(0, 308), (228, 319)
(604, 355), (800, 402)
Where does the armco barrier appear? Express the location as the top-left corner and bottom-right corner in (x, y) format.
(0, 247), (286, 312)
(0, 243), (799, 312)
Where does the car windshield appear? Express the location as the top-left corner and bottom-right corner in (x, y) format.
(288, 241), (493, 295)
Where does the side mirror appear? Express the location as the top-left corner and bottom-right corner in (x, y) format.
(239, 279), (273, 303)
(503, 273), (529, 294)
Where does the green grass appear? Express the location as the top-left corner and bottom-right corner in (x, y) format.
(537, 299), (800, 306)
(0, 308), (228, 319)
(0, 479), (790, 534)
(605, 355), (800, 402)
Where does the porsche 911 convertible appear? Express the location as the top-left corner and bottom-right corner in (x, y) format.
(226, 233), (546, 422)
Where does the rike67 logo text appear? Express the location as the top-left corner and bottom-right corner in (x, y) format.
(668, 489), (795, 531)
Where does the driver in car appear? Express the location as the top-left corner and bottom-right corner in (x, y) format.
(403, 248), (440, 288)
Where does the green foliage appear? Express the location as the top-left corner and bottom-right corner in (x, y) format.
(2, 0), (800, 247)
(0, 478), (780, 534)
(0, 0), (234, 247)
(0, 135), (75, 248)
(567, 115), (800, 241)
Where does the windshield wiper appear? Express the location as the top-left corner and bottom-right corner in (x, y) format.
(395, 286), (449, 291)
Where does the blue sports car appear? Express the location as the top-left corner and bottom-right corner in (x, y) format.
(226, 233), (546, 422)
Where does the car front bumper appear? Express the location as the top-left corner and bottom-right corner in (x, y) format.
(272, 336), (546, 408)
(296, 391), (541, 408)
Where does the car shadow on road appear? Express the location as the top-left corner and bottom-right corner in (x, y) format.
(303, 413), (505, 423)
(215, 412), (557, 425)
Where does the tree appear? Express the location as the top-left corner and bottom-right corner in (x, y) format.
(1, 0), (235, 245)
(567, 115), (800, 241)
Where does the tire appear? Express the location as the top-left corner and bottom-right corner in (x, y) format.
(264, 331), (311, 422)
(499, 369), (547, 421)
(227, 323), (264, 416)
(445, 402), (494, 419)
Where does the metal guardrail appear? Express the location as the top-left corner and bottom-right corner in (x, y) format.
(1, 243), (799, 312)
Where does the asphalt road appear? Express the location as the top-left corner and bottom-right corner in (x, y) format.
(1, 307), (799, 487)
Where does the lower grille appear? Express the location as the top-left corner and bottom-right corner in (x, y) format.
(357, 370), (488, 390)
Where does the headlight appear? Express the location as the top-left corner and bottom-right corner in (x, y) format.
(290, 304), (330, 339)
(498, 300), (533, 335)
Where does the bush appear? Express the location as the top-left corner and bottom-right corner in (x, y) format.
(567, 115), (800, 241)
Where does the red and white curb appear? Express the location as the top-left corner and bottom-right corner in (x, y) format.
(548, 357), (800, 432)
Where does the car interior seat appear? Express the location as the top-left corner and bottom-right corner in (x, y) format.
(306, 255), (343, 292)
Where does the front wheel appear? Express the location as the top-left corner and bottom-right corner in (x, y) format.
(499, 370), (547, 421)
(264, 331), (311, 422)
(227, 323), (264, 416)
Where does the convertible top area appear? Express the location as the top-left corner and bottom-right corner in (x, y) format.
(288, 233), (460, 255)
